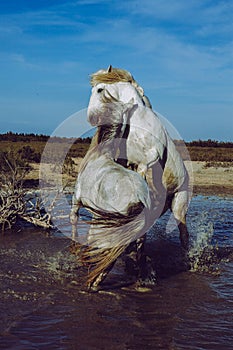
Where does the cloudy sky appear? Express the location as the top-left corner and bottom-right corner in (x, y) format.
(0, 0), (232, 140)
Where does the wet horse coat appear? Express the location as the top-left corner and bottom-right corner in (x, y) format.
(70, 100), (152, 290)
(88, 67), (191, 249)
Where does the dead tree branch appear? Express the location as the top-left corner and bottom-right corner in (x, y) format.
(0, 151), (55, 232)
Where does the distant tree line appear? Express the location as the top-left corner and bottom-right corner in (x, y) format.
(0, 132), (232, 147)
(186, 139), (233, 148)
(0, 132), (91, 144)
(0, 131), (49, 142)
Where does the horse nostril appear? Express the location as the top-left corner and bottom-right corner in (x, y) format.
(97, 88), (104, 93)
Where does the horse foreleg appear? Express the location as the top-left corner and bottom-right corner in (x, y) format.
(70, 198), (81, 240)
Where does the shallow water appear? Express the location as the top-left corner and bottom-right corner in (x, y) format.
(0, 195), (232, 350)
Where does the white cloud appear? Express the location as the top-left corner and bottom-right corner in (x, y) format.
(119, 0), (201, 21)
(0, 0), (232, 139)
(119, 0), (233, 27)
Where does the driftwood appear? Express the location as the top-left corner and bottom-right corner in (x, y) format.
(0, 152), (54, 232)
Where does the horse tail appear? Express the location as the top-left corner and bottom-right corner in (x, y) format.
(79, 205), (146, 288)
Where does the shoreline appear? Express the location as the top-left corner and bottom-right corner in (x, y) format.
(24, 160), (233, 198)
(190, 161), (233, 197)
(192, 185), (233, 197)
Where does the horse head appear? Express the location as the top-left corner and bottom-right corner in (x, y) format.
(87, 83), (135, 127)
(90, 66), (152, 109)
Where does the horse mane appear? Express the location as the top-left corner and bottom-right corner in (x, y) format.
(97, 123), (123, 144)
(90, 67), (134, 86)
(90, 66), (152, 108)
(78, 123), (123, 173)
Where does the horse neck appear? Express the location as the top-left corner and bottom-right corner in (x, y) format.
(97, 123), (123, 157)
(79, 124), (122, 173)
(118, 83), (145, 106)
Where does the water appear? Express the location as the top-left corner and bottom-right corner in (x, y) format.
(0, 195), (232, 349)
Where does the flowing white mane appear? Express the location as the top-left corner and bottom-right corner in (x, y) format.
(90, 66), (152, 108)
(90, 66), (135, 86)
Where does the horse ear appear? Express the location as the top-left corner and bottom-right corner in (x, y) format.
(107, 65), (112, 72)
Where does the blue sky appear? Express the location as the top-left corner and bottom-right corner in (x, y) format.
(0, 0), (232, 140)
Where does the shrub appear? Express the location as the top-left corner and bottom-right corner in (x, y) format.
(18, 146), (41, 163)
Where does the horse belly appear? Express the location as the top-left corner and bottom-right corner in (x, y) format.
(98, 172), (138, 214)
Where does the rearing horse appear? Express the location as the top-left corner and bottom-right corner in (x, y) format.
(88, 66), (191, 249)
(70, 98), (153, 290)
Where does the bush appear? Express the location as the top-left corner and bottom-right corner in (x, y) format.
(18, 146), (41, 163)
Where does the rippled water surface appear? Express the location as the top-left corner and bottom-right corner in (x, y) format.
(0, 195), (232, 350)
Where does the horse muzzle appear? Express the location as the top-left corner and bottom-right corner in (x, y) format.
(87, 109), (102, 126)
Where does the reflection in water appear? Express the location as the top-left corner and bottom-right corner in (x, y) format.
(0, 195), (232, 349)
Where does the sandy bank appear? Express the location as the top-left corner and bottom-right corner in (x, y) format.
(191, 161), (233, 196)
(26, 160), (233, 197)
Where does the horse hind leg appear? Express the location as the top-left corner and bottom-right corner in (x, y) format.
(136, 236), (157, 286)
(171, 191), (189, 250)
(178, 222), (189, 250)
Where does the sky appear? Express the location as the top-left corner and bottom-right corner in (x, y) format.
(0, 0), (232, 141)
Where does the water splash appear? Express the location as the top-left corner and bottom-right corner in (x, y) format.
(188, 211), (215, 272)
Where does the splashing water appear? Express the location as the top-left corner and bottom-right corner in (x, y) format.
(188, 211), (215, 271)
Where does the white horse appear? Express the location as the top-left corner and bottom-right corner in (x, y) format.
(70, 99), (153, 290)
(88, 67), (191, 249)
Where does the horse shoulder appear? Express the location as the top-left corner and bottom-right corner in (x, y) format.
(129, 108), (167, 162)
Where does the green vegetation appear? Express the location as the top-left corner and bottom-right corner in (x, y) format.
(0, 131), (49, 142)
(185, 139), (233, 163)
(0, 132), (91, 161)
(0, 133), (232, 163)
(173, 139), (233, 162)
(186, 139), (233, 148)
(203, 161), (232, 169)
(186, 146), (233, 162)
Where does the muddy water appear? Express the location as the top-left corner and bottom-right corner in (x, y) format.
(0, 195), (232, 350)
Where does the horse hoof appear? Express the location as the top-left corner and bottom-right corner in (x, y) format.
(132, 280), (153, 292)
(135, 285), (152, 293)
(88, 284), (100, 293)
(138, 270), (157, 287)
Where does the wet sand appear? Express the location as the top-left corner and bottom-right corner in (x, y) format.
(191, 161), (233, 196)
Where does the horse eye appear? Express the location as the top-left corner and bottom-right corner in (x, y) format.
(97, 88), (104, 93)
